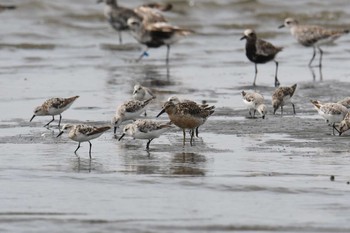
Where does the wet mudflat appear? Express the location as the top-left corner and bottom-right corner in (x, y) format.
(1, 0), (350, 232)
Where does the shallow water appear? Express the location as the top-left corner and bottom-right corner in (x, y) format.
(1, 0), (350, 232)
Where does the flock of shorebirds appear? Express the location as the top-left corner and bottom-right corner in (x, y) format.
(2, 1), (347, 158)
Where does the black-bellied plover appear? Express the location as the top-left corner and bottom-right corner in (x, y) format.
(279, 18), (349, 67)
(241, 29), (283, 87)
(127, 17), (194, 64)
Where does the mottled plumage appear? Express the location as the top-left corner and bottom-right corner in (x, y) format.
(118, 119), (172, 149)
(127, 17), (194, 64)
(167, 96), (214, 137)
(30, 96), (79, 128)
(279, 18), (349, 67)
(112, 97), (155, 133)
(240, 29), (282, 87)
(311, 100), (348, 135)
(272, 84), (297, 115)
(157, 100), (214, 146)
(241, 91), (267, 119)
(57, 124), (111, 158)
(339, 112), (350, 135)
(337, 97), (350, 109)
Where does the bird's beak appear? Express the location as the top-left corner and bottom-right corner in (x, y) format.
(156, 108), (166, 118)
(57, 131), (64, 137)
(30, 115), (36, 122)
(132, 90), (137, 95)
(118, 133), (125, 141)
(278, 24), (285, 29)
(240, 35), (246, 40)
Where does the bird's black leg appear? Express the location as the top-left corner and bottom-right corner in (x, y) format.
(190, 129), (194, 146)
(88, 141), (92, 159)
(274, 61), (280, 87)
(292, 103), (296, 115)
(146, 139), (153, 150)
(318, 47), (323, 68)
(195, 127), (199, 137)
(166, 45), (170, 65)
(58, 114), (62, 129)
(74, 142), (81, 154)
(44, 116), (55, 128)
(309, 46), (316, 67)
(253, 63), (258, 86)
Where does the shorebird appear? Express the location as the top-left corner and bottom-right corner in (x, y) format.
(241, 91), (267, 119)
(339, 112), (350, 136)
(97, 0), (142, 44)
(57, 124), (111, 158)
(240, 29), (283, 87)
(167, 96), (214, 137)
(118, 119), (172, 150)
(30, 96), (79, 128)
(97, 0), (171, 44)
(337, 97), (350, 109)
(127, 17), (194, 64)
(279, 18), (349, 67)
(132, 84), (155, 101)
(156, 100), (214, 146)
(310, 100), (348, 135)
(272, 84), (297, 115)
(112, 97), (154, 134)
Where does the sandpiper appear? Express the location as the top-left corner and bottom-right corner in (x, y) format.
(118, 119), (172, 150)
(279, 18), (349, 67)
(339, 112), (350, 136)
(240, 29), (283, 87)
(156, 100), (214, 146)
(241, 91), (267, 119)
(272, 84), (297, 115)
(112, 97), (154, 134)
(127, 17), (194, 64)
(30, 96), (79, 128)
(337, 97), (350, 109)
(167, 96), (214, 137)
(310, 100), (348, 135)
(57, 124), (111, 158)
(133, 84), (155, 101)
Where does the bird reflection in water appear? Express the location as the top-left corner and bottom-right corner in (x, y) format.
(170, 153), (206, 176)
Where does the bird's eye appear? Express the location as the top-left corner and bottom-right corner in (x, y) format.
(286, 21), (290, 24)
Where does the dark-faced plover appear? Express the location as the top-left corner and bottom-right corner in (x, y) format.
(127, 17), (194, 64)
(30, 96), (79, 128)
(272, 84), (297, 115)
(279, 18), (349, 67)
(118, 119), (172, 150)
(241, 29), (283, 87)
(57, 124), (111, 158)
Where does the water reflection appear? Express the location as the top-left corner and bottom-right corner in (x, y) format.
(170, 152), (206, 176)
(309, 66), (323, 82)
